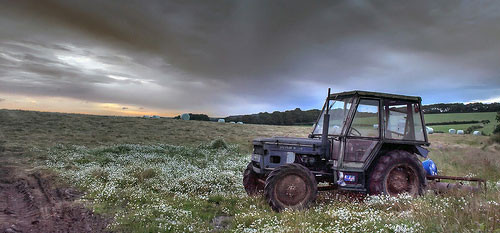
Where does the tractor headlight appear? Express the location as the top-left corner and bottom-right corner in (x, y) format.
(251, 153), (261, 162)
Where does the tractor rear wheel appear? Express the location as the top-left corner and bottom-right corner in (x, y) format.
(264, 163), (317, 212)
(243, 162), (264, 195)
(368, 150), (426, 196)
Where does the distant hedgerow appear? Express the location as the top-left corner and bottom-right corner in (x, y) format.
(493, 112), (500, 135)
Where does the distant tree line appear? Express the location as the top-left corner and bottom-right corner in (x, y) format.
(224, 103), (500, 126)
(426, 120), (490, 126)
(225, 108), (321, 125)
(422, 102), (500, 114)
(174, 113), (210, 121)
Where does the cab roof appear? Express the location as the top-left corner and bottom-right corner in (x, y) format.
(330, 90), (421, 102)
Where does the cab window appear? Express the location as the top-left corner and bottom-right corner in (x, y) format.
(384, 100), (425, 141)
(349, 99), (380, 137)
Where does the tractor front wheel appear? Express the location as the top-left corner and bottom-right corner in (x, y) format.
(368, 150), (426, 196)
(264, 163), (317, 212)
(243, 162), (264, 195)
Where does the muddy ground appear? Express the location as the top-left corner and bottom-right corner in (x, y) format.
(0, 153), (108, 233)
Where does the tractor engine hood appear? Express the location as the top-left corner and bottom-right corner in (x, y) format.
(251, 137), (327, 172)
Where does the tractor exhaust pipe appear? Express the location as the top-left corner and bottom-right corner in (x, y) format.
(321, 88), (331, 159)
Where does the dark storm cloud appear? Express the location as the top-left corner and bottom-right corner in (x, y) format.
(1, 0), (500, 115)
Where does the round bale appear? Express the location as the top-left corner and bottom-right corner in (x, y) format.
(218, 119), (225, 123)
(473, 131), (481, 136)
(449, 129), (456, 134)
(456, 130), (464, 135)
(426, 127), (434, 134)
(181, 113), (190, 120)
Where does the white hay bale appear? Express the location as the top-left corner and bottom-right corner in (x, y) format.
(143, 115), (151, 119)
(456, 130), (464, 135)
(373, 124), (379, 129)
(473, 131), (481, 136)
(152, 115), (160, 119)
(448, 129), (456, 134)
(230, 121), (236, 124)
(426, 127), (434, 134)
(181, 113), (190, 120)
(218, 119), (225, 123)
(237, 121), (244, 124)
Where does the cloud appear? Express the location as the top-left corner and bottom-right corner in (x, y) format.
(1, 1), (500, 115)
(468, 96), (500, 104)
(122, 107), (128, 110)
(0, 98), (5, 102)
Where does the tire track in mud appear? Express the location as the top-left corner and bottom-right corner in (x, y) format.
(0, 161), (109, 233)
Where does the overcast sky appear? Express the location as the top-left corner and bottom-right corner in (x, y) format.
(1, 0), (500, 116)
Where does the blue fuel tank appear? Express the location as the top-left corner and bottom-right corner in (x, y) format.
(422, 159), (438, 176)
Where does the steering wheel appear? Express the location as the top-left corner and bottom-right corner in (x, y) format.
(350, 127), (362, 136)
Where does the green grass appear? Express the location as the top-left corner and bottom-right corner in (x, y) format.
(424, 112), (497, 135)
(431, 123), (482, 134)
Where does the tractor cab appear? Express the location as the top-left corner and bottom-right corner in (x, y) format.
(311, 91), (428, 171)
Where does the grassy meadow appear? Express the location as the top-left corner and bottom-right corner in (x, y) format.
(0, 109), (499, 232)
(425, 112), (497, 135)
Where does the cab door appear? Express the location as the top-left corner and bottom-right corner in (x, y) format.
(342, 99), (381, 168)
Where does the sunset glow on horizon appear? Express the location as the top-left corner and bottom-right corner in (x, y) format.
(0, 93), (186, 117)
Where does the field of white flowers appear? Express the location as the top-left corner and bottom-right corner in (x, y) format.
(44, 140), (500, 232)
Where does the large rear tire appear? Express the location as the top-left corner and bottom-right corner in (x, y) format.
(264, 163), (317, 212)
(243, 162), (264, 195)
(368, 150), (426, 196)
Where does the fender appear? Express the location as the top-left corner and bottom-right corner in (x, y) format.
(415, 145), (429, 158)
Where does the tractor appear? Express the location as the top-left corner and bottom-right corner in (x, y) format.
(243, 89), (485, 212)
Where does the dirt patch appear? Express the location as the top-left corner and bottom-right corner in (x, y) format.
(0, 161), (109, 233)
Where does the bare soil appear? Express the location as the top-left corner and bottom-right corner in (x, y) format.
(0, 154), (108, 233)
